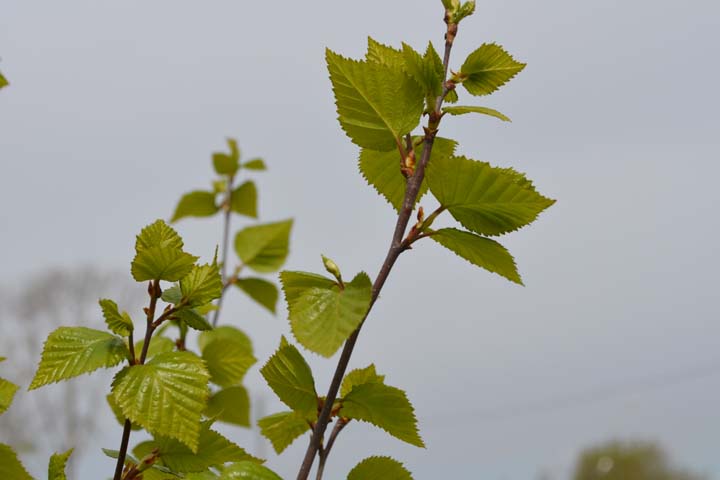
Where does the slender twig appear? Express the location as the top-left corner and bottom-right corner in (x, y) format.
(295, 16), (459, 480)
(315, 419), (349, 480)
(212, 174), (235, 327)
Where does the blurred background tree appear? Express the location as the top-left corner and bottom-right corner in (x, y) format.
(572, 440), (706, 480)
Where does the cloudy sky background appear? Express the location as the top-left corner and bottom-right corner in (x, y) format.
(1, 0), (719, 478)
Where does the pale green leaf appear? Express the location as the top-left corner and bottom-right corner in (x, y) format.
(341, 383), (424, 447)
(132, 220), (198, 282)
(443, 105), (511, 122)
(426, 155), (555, 235)
(213, 139), (240, 176)
(459, 43), (526, 96)
(99, 298), (134, 336)
(198, 326), (252, 353)
(358, 137), (457, 211)
(48, 448), (73, 480)
(0, 377), (18, 415)
(281, 270), (372, 357)
(227, 138), (241, 161)
(107, 393), (141, 430)
(445, 88), (459, 103)
(171, 191), (219, 223)
(202, 337), (256, 387)
(112, 351), (210, 451)
(257, 411), (310, 454)
(260, 342), (317, 415)
(243, 158), (266, 170)
(135, 219), (184, 251)
(180, 261), (223, 307)
(234, 220), (293, 273)
(135, 336), (176, 361)
(162, 285), (183, 305)
(347, 456), (413, 480)
(341, 364), (385, 397)
(29, 327), (129, 390)
(402, 42), (443, 103)
(174, 308), (212, 331)
(0, 73), (8, 90)
(221, 461), (282, 480)
(206, 386), (250, 427)
(230, 181), (258, 218)
(431, 228), (522, 284)
(365, 37), (405, 71)
(235, 277), (278, 314)
(326, 49), (424, 151)
(0, 444), (32, 480)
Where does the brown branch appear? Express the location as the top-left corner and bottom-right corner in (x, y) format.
(315, 419), (349, 480)
(295, 16), (459, 480)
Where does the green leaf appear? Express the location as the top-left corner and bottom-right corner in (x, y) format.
(111, 351), (210, 451)
(365, 37), (405, 71)
(459, 43), (526, 96)
(162, 285), (183, 305)
(341, 383), (424, 447)
(171, 191), (219, 223)
(135, 336), (176, 361)
(132, 221), (198, 282)
(341, 364), (385, 397)
(180, 261), (223, 307)
(206, 386), (250, 427)
(442, 105), (511, 122)
(402, 42), (443, 105)
(230, 181), (258, 218)
(347, 456), (413, 480)
(0, 72), (8, 90)
(426, 155), (555, 235)
(257, 411), (310, 454)
(234, 220), (293, 273)
(201, 337), (256, 387)
(174, 308), (213, 331)
(221, 461), (282, 480)
(48, 448), (73, 480)
(99, 298), (134, 336)
(445, 88), (459, 103)
(0, 444), (32, 480)
(107, 393), (142, 430)
(358, 137), (457, 211)
(326, 49), (424, 151)
(260, 341), (317, 415)
(198, 326), (252, 353)
(235, 277), (278, 314)
(213, 139), (241, 176)
(243, 158), (267, 170)
(153, 423), (258, 473)
(0, 377), (19, 415)
(281, 270), (372, 357)
(29, 327), (129, 390)
(431, 228), (522, 284)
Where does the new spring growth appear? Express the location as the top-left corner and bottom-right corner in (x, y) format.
(401, 148), (416, 178)
(442, 0), (475, 25)
(321, 254), (344, 288)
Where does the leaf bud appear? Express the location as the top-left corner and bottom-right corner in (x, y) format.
(321, 254), (343, 286)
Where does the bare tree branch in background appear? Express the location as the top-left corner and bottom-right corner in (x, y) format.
(0, 267), (142, 476)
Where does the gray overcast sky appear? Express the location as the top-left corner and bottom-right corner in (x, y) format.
(1, 1), (719, 479)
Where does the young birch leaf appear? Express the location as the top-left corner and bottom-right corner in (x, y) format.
(426, 155), (555, 236)
(358, 137), (457, 211)
(0, 73), (8, 89)
(243, 157), (267, 170)
(402, 42), (443, 105)
(162, 284), (183, 305)
(132, 220), (198, 282)
(365, 37), (405, 70)
(198, 326), (252, 353)
(201, 337), (257, 387)
(230, 181), (258, 218)
(257, 411), (310, 454)
(431, 228), (523, 284)
(341, 383), (424, 448)
(459, 43), (526, 96)
(99, 298), (134, 336)
(259, 341), (317, 416)
(234, 220), (293, 273)
(326, 49), (424, 151)
(235, 277), (279, 314)
(281, 271), (372, 357)
(134, 335), (175, 361)
(0, 377), (19, 415)
(180, 261), (223, 307)
(341, 364), (385, 397)
(174, 308), (213, 331)
(48, 448), (73, 480)
(206, 386), (250, 427)
(153, 424), (259, 473)
(443, 105), (511, 122)
(0, 444), (33, 480)
(213, 139), (240, 176)
(221, 461), (282, 480)
(445, 88), (459, 103)
(29, 327), (129, 390)
(347, 456), (413, 480)
(107, 393), (141, 430)
(111, 351), (210, 452)
(171, 191), (219, 223)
